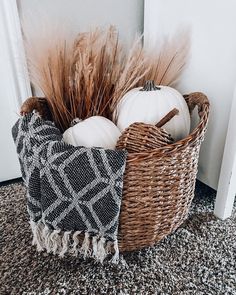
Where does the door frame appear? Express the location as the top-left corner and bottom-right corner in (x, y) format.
(0, 0), (31, 109)
(0, 0), (31, 181)
(214, 88), (236, 219)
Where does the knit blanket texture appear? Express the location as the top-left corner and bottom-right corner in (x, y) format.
(12, 113), (127, 263)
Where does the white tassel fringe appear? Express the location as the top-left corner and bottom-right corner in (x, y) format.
(59, 231), (71, 258)
(111, 240), (119, 264)
(50, 229), (61, 254)
(30, 220), (44, 252)
(71, 231), (82, 256)
(80, 232), (90, 258)
(97, 237), (106, 263)
(29, 220), (120, 264)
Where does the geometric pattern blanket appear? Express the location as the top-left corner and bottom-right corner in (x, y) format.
(12, 112), (127, 263)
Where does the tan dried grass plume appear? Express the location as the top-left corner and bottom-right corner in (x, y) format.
(110, 29), (190, 115)
(142, 29), (191, 86)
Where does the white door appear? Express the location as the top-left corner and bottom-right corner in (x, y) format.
(0, 0), (31, 182)
(144, 0), (236, 190)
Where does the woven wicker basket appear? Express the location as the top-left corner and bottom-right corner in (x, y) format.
(117, 92), (209, 252)
(21, 92), (209, 253)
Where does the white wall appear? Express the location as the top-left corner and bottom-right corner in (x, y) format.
(17, 0), (144, 44)
(144, 0), (236, 190)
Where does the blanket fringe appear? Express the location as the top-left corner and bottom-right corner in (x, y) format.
(42, 225), (52, 253)
(50, 229), (61, 254)
(92, 235), (98, 257)
(29, 221), (120, 263)
(30, 220), (44, 252)
(97, 237), (106, 263)
(71, 231), (81, 256)
(59, 231), (71, 258)
(80, 232), (90, 258)
(111, 240), (119, 264)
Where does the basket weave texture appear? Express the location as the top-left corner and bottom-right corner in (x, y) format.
(118, 92), (209, 252)
(116, 122), (174, 153)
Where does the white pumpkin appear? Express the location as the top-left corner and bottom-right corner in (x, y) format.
(114, 81), (191, 141)
(63, 116), (121, 149)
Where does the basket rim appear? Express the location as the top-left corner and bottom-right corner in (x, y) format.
(126, 92), (210, 162)
(21, 92), (210, 161)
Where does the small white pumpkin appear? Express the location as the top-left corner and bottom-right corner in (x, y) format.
(63, 116), (121, 149)
(114, 81), (191, 141)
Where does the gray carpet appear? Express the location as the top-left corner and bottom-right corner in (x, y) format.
(0, 181), (235, 295)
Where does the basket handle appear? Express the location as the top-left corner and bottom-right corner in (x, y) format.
(20, 97), (51, 119)
(183, 92), (210, 119)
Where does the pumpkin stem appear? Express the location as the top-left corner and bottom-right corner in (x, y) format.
(71, 118), (82, 126)
(156, 108), (179, 128)
(140, 80), (161, 91)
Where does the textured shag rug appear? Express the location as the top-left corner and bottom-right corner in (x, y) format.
(0, 180), (235, 295)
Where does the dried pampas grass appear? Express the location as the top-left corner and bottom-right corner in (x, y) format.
(142, 29), (191, 87)
(24, 26), (190, 131)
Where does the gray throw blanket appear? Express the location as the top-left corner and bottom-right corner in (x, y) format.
(12, 112), (127, 263)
